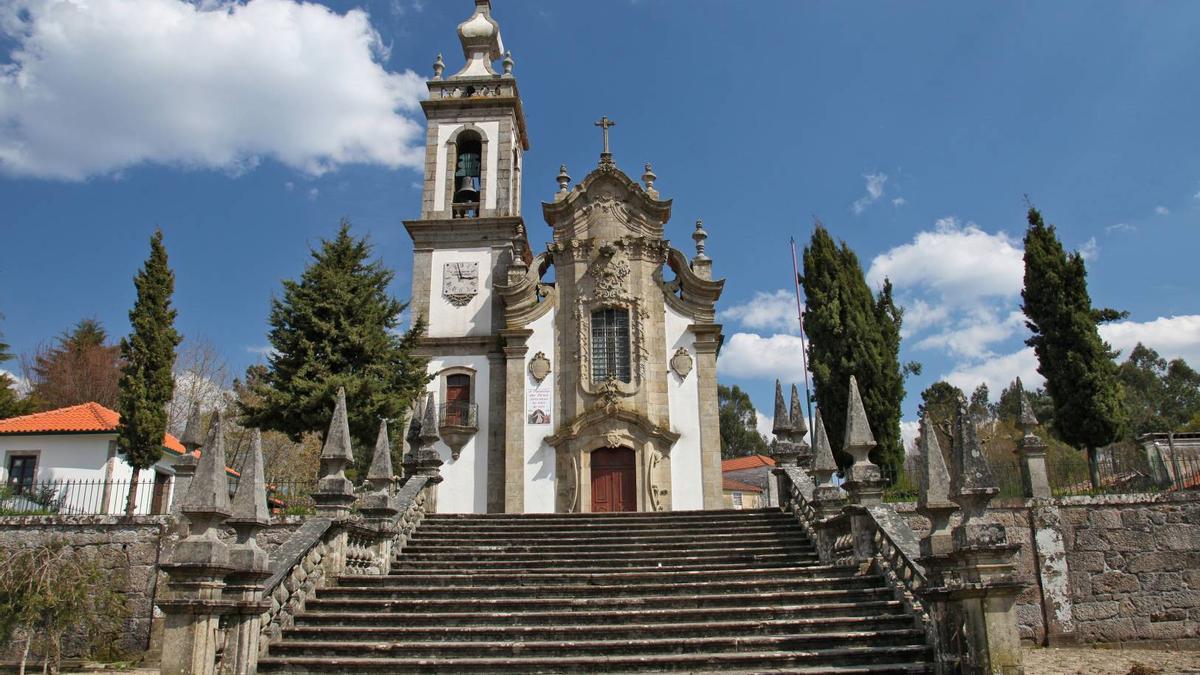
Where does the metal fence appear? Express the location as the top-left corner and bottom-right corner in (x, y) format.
(0, 479), (169, 516)
(265, 480), (318, 515)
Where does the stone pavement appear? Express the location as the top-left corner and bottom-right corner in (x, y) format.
(1023, 646), (1200, 674)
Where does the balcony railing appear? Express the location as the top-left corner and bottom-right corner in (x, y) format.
(439, 401), (478, 429)
(451, 201), (479, 219)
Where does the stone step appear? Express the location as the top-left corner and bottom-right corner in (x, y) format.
(303, 587), (897, 615)
(399, 535), (813, 554)
(292, 599), (910, 629)
(407, 526), (808, 546)
(384, 558), (817, 576)
(346, 563), (860, 587)
(320, 575), (878, 601)
(396, 543), (817, 563)
(268, 629), (928, 659)
(257, 645), (933, 673)
(283, 614), (919, 642)
(412, 519), (798, 536)
(391, 550), (816, 569)
(422, 507), (785, 524)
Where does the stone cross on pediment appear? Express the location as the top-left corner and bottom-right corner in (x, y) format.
(595, 116), (616, 157)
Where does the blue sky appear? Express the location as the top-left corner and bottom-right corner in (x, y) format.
(1, 0), (1198, 446)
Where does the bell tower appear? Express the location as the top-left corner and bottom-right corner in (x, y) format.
(404, 0), (531, 514)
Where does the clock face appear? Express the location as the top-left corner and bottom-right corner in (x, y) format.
(443, 261), (479, 306)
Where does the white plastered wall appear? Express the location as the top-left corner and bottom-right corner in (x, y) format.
(665, 306), (703, 510)
(428, 247), (493, 338)
(433, 121), (501, 213)
(426, 355), (490, 513)
(522, 308), (557, 512)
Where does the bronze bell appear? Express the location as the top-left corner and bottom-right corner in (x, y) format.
(454, 175), (480, 202)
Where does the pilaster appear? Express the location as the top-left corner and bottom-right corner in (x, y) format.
(690, 323), (724, 509)
(500, 328), (531, 512)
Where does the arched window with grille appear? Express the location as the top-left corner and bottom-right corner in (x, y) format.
(591, 307), (631, 383)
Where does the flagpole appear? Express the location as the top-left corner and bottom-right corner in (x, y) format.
(789, 237), (815, 431)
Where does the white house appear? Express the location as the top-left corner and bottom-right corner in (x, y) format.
(0, 402), (199, 515)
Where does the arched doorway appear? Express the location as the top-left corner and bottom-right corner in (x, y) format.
(591, 447), (636, 512)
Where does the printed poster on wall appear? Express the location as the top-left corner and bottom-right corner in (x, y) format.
(527, 384), (552, 425)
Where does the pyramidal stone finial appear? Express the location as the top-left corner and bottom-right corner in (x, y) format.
(182, 410), (232, 517)
(556, 165), (571, 196)
(811, 407), (838, 478)
(771, 380), (792, 436)
(641, 163), (657, 195)
(952, 402), (997, 495)
(502, 50), (514, 77)
(420, 391), (439, 444)
(789, 384), (807, 438)
(843, 375), (877, 464)
(432, 53), (444, 80)
(367, 418), (394, 491)
(229, 428), (269, 526)
(321, 387), (355, 463)
(692, 219), (710, 262)
(180, 401), (205, 453)
(1016, 377), (1039, 430)
(918, 414), (952, 507)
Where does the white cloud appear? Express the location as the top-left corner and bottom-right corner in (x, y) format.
(892, 197), (907, 207)
(307, 187), (320, 201)
(719, 290), (801, 334)
(867, 217), (1024, 305)
(1155, 206), (1170, 216)
(245, 345), (277, 357)
(901, 299), (950, 338)
(284, 181), (295, 192)
(851, 173), (888, 215)
(1106, 223), (1137, 234)
(900, 420), (920, 453)
(0, 0), (427, 180)
(915, 309), (1026, 360)
(717, 333), (810, 385)
(1078, 237), (1099, 261)
(944, 347), (1041, 395)
(1194, 190), (1200, 201)
(941, 314), (1200, 395)
(1100, 315), (1200, 366)
(755, 409), (774, 443)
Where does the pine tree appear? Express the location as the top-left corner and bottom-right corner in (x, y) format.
(1022, 207), (1125, 489)
(801, 225), (908, 475)
(1118, 343), (1200, 436)
(239, 222), (430, 467)
(718, 384), (770, 459)
(0, 318), (33, 419)
(116, 231), (182, 515)
(27, 319), (122, 410)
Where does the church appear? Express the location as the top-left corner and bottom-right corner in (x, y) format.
(405, 0), (725, 514)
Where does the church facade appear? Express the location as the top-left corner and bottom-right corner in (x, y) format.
(405, 0), (725, 514)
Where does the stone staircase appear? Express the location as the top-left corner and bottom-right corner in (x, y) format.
(257, 508), (933, 673)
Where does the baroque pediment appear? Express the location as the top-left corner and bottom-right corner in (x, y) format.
(542, 162), (672, 241)
(545, 403), (680, 454)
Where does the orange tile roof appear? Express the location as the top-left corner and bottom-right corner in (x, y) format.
(0, 401), (185, 454)
(723, 477), (763, 493)
(722, 454), (775, 472)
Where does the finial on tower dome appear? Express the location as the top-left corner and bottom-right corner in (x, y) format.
(452, 0), (504, 79)
(432, 53), (444, 80)
(692, 219), (710, 262)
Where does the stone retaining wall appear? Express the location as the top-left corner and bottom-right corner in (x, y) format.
(897, 492), (1200, 647)
(0, 515), (308, 662)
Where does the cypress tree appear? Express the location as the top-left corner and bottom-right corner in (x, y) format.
(239, 222), (430, 467)
(117, 230), (182, 515)
(801, 225), (907, 476)
(1022, 207), (1125, 489)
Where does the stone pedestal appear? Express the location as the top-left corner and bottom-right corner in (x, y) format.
(158, 565), (234, 675)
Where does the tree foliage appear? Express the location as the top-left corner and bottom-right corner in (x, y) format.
(718, 384), (770, 459)
(0, 540), (127, 674)
(0, 318), (33, 419)
(22, 319), (122, 411)
(800, 225), (908, 475)
(917, 380), (965, 453)
(239, 222), (430, 467)
(1022, 207), (1125, 487)
(116, 231), (181, 515)
(1117, 343), (1200, 437)
(996, 379), (1054, 429)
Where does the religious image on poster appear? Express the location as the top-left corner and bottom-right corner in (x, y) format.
(527, 385), (552, 425)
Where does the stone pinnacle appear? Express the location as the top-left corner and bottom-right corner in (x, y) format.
(321, 387), (355, 463)
(180, 400), (205, 453)
(811, 407), (838, 475)
(771, 380), (792, 436)
(843, 375), (877, 462)
(1016, 377), (1039, 429)
(789, 384), (807, 438)
(952, 401), (997, 495)
(229, 428), (269, 526)
(366, 418), (394, 491)
(182, 410), (232, 517)
(917, 413), (951, 507)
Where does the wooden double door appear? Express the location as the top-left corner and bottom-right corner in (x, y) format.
(591, 447), (636, 512)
